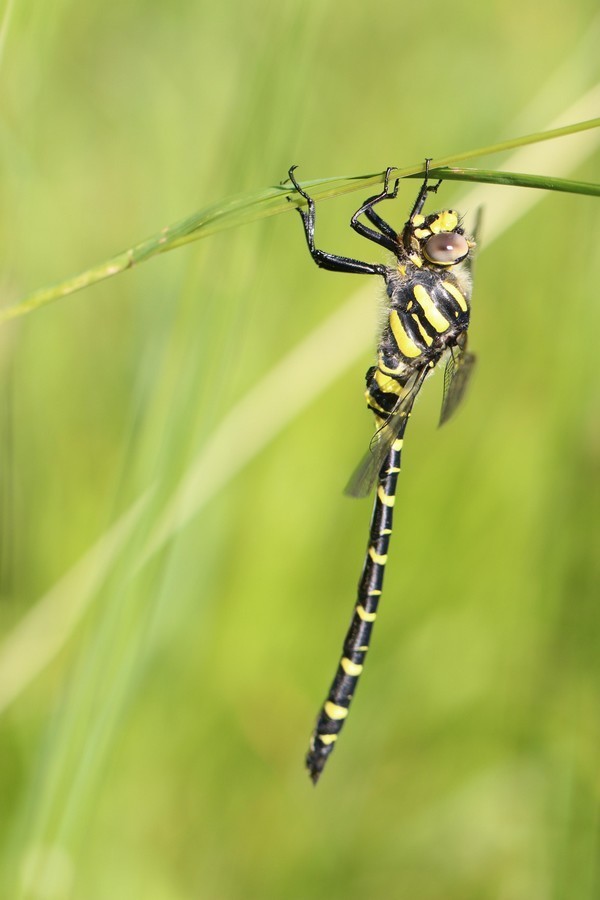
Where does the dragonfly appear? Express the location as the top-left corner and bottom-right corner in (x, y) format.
(287, 162), (477, 783)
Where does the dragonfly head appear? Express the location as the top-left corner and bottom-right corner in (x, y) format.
(404, 210), (474, 268)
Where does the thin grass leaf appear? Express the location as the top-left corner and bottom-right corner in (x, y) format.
(1, 117), (599, 327)
(415, 167), (600, 196)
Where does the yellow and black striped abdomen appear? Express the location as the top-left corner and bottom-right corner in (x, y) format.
(365, 366), (411, 423)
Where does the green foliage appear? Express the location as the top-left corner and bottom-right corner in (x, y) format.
(0, 1), (599, 898)
(1, 120), (599, 326)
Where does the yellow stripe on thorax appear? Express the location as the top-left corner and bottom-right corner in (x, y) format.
(413, 284), (450, 333)
(411, 313), (434, 346)
(389, 310), (421, 358)
(442, 280), (468, 312)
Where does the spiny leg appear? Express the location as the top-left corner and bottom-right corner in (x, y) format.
(287, 166), (385, 276)
(350, 166), (401, 253)
(305, 425), (410, 784)
(407, 158), (443, 222)
(353, 160), (444, 249)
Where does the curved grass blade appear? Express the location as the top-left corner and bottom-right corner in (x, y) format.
(420, 167), (600, 196)
(1, 118), (599, 328)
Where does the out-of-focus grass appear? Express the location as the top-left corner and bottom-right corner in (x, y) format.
(0, 2), (599, 899)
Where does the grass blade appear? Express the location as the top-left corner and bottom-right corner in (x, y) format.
(1, 117), (598, 327)
(416, 168), (600, 196)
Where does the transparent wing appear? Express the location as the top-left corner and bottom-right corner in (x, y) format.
(345, 369), (427, 499)
(439, 347), (476, 427)
(464, 206), (483, 279)
(438, 205), (481, 427)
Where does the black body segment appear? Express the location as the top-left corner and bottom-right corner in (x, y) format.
(305, 386), (418, 782)
(287, 164), (476, 783)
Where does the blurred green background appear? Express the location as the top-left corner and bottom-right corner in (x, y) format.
(0, 1), (599, 898)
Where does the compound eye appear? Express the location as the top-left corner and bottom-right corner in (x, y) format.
(423, 232), (469, 265)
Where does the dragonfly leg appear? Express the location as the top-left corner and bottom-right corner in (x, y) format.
(287, 166), (386, 276)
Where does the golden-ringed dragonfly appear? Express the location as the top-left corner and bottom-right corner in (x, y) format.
(287, 162), (477, 783)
